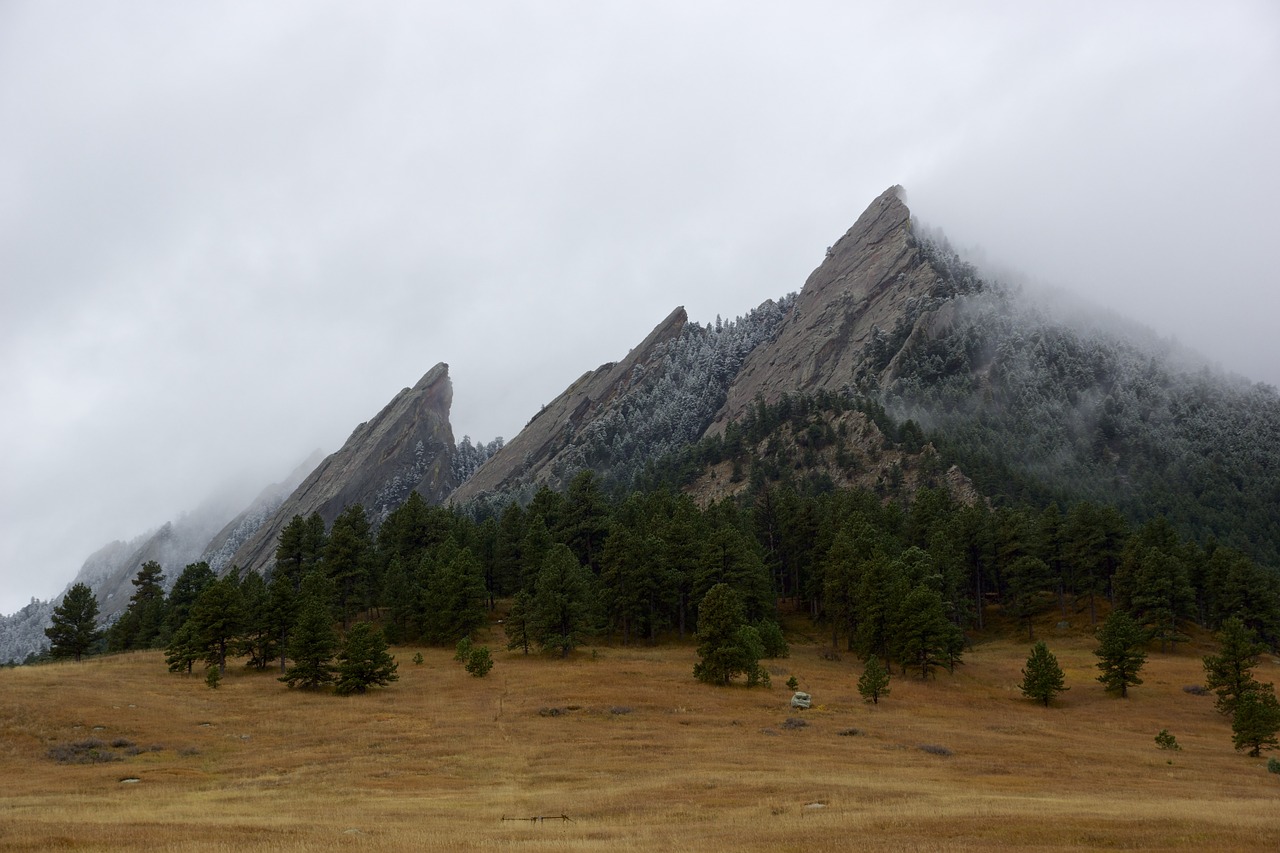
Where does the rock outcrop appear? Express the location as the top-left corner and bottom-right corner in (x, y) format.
(200, 449), (325, 573)
(707, 185), (943, 433)
(449, 308), (689, 505)
(226, 363), (457, 577)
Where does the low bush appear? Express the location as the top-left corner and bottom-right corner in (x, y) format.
(47, 739), (122, 764)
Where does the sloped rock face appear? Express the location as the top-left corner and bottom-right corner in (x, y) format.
(707, 185), (943, 433)
(449, 308), (689, 505)
(200, 449), (325, 573)
(227, 363), (457, 577)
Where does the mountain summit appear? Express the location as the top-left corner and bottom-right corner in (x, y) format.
(709, 185), (947, 431)
(225, 363), (458, 577)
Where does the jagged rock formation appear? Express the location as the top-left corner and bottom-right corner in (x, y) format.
(450, 308), (689, 505)
(450, 298), (795, 507)
(226, 363), (457, 577)
(201, 449), (325, 572)
(707, 185), (951, 433)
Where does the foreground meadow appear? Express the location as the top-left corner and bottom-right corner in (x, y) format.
(1, 619), (1277, 851)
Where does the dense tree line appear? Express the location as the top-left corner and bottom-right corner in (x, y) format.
(80, 454), (1277, 691)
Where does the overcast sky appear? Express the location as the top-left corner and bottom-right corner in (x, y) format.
(2, 1), (1277, 614)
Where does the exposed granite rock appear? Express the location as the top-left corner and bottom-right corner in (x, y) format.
(707, 186), (942, 433)
(449, 308), (688, 505)
(226, 363), (457, 577)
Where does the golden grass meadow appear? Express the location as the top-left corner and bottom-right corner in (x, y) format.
(2, 613), (1277, 851)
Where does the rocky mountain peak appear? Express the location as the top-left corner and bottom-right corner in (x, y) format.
(225, 363), (458, 577)
(705, 185), (938, 433)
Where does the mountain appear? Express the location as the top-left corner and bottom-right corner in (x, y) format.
(707, 184), (953, 430)
(12, 184), (1280, 663)
(200, 449), (326, 573)
(224, 362), (458, 577)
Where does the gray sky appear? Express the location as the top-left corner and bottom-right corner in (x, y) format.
(2, 1), (1277, 614)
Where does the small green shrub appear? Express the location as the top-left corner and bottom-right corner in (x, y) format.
(412, 652), (424, 666)
(1155, 729), (1181, 750)
(785, 676), (799, 691)
(919, 744), (953, 756)
(464, 646), (493, 677)
(1267, 756), (1280, 775)
(454, 637), (473, 663)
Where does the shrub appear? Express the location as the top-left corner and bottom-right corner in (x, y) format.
(780, 717), (808, 730)
(464, 646), (493, 677)
(785, 676), (799, 691)
(412, 652), (424, 666)
(1267, 757), (1280, 775)
(454, 637), (474, 663)
(47, 739), (122, 764)
(837, 728), (864, 737)
(1183, 684), (1209, 696)
(1155, 729), (1181, 751)
(918, 744), (953, 756)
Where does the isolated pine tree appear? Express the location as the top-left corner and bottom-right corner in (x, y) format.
(45, 583), (102, 662)
(1203, 617), (1266, 717)
(858, 655), (891, 704)
(333, 622), (398, 695)
(1232, 684), (1280, 757)
(1020, 640), (1068, 707)
(1095, 610), (1147, 698)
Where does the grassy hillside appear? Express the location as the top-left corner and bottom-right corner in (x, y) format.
(2, 617), (1277, 851)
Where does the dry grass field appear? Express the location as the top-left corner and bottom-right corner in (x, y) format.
(2, 614), (1278, 851)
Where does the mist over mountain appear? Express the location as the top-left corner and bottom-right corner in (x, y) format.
(5, 186), (1280, 662)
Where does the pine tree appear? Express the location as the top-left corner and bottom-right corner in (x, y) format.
(894, 584), (961, 679)
(1232, 684), (1280, 757)
(45, 583), (102, 662)
(187, 575), (243, 674)
(234, 570), (276, 670)
(1095, 610), (1147, 697)
(333, 622), (398, 695)
(324, 504), (373, 628)
(858, 655), (891, 704)
(164, 620), (201, 673)
(504, 589), (533, 654)
(280, 580), (339, 690)
(530, 544), (597, 658)
(109, 561), (166, 651)
(418, 542), (487, 644)
(1020, 640), (1068, 707)
(693, 583), (768, 686)
(1203, 616), (1267, 717)
(162, 561), (215, 643)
